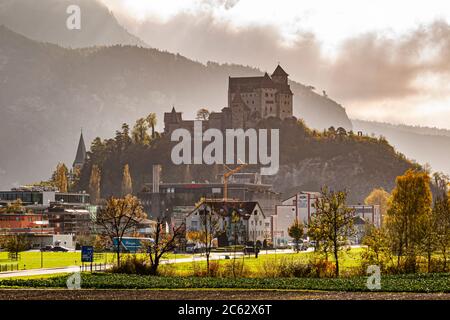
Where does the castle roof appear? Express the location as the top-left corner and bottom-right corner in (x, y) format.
(228, 74), (276, 91)
(73, 131), (86, 167)
(272, 64), (288, 77)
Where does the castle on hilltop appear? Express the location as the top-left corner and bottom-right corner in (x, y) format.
(164, 65), (294, 134)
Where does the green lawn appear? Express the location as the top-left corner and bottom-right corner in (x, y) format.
(168, 248), (365, 276)
(0, 251), (191, 270)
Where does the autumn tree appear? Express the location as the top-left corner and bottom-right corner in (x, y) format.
(89, 165), (101, 204)
(0, 235), (30, 259)
(4, 199), (24, 213)
(365, 187), (390, 224)
(288, 219), (304, 252)
(132, 118), (150, 145)
(362, 224), (391, 268)
(308, 187), (355, 277)
(385, 169), (432, 272)
(196, 108), (210, 121)
(52, 163), (69, 192)
(121, 164), (133, 196)
(431, 173), (450, 271)
(95, 195), (146, 266)
(146, 218), (185, 275)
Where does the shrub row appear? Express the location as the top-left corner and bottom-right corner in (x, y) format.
(2, 273), (450, 292)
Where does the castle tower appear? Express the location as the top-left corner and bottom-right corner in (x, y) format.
(73, 130), (87, 172)
(271, 64), (289, 85)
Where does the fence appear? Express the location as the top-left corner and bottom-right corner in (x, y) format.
(0, 264), (19, 272)
(79, 263), (108, 272)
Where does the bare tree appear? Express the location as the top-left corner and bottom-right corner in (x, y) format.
(95, 195), (146, 266)
(146, 218), (185, 275)
(197, 203), (221, 275)
(308, 187), (355, 277)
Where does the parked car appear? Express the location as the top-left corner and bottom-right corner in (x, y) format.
(51, 246), (69, 252)
(40, 245), (54, 252)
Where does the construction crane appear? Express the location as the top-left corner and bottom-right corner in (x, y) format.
(223, 161), (247, 201)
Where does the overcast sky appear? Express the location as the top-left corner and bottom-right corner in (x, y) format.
(101, 0), (450, 129)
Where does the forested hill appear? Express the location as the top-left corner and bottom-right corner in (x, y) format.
(76, 117), (415, 203)
(0, 26), (352, 189)
(353, 120), (450, 176)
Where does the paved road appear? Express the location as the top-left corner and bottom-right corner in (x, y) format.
(0, 266), (82, 279)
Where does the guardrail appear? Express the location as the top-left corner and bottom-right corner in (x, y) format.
(79, 263), (108, 272)
(0, 264), (19, 272)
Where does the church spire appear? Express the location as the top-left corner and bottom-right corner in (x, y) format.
(73, 130), (87, 169)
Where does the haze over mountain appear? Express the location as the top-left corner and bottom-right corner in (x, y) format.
(0, 0), (146, 48)
(353, 120), (450, 176)
(1, 0), (449, 192)
(0, 26), (350, 189)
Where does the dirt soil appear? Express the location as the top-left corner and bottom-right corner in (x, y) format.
(0, 289), (450, 300)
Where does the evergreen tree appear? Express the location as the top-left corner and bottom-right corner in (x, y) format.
(146, 113), (157, 139)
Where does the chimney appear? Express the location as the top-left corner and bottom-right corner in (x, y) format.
(152, 165), (162, 193)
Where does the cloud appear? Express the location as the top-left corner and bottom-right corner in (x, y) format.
(104, 5), (450, 127)
(120, 12), (450, 103)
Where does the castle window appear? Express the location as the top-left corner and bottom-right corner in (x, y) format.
(265, 93), (268, 97)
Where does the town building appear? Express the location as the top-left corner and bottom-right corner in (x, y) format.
(272, 192), (320, 246)
(186, 199), (269, 246)
(138, 168), (281, 222)
(0, 186), (90, 206)
(272, 192), (381, 246)
(46, 202), (96, 236)
(348, 204), (381, 228)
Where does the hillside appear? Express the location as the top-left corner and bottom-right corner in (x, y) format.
(76, 117), (414, 203)
(352, 120), (450, 175)
(0, 0), (146, 48)
(0, 26), (352, 189)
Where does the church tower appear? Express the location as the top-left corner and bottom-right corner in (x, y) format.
(73, 130), (87, 172)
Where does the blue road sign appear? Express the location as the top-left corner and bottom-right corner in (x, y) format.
(81, 246), (94, 263)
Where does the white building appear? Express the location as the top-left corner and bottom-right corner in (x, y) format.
(272, 192), (320, 246)
(186, 200), (269, 246)
(272, 191), (382, 246)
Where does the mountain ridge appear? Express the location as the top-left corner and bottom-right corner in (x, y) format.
(0, 26), (352, 189)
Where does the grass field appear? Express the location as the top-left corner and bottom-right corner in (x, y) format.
(167, 248), (364, 276)
(0, 251), (191, 270)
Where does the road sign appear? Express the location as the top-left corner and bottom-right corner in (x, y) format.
(81, 246), (94, 263)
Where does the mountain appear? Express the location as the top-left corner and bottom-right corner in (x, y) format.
(0, 26), (352, 189)
(352, 120), (450, 175)
(0, 0), (146, 48)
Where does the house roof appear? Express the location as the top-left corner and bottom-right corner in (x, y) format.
(189, 200), (264, 219)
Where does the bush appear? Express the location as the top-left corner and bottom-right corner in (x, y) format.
(221, 259), (250, 278)
(110, 255), (152, 275)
